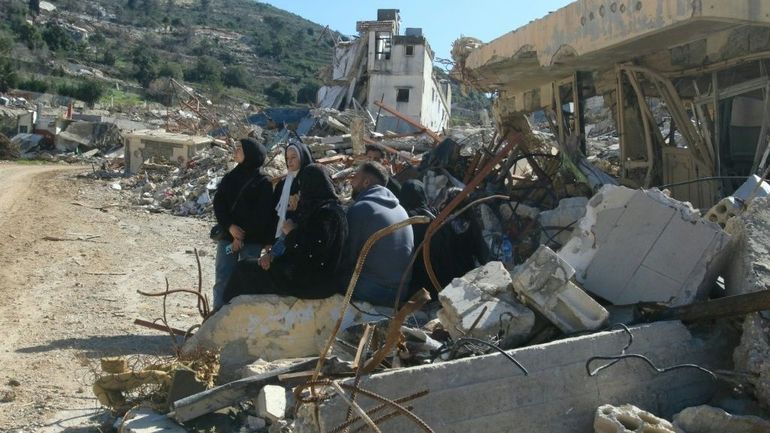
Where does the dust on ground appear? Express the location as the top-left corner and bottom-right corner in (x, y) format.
(0, 162), (216, 432)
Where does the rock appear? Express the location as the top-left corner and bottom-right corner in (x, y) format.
(558, 185), (732, 307)
(538, 197), (588, 246)
(594, 404), (683, 433)
(268, 419), (290, 433)
(0, 387), (16, 403)
(673, 405), (770, 433)
(182, 295), (380, 370)
(247, 415), (267, 431)
(725, 197), (770, 408)
(438, 262), (534, 346)
(111, 183), (122, 191)
(511, 245), (608, 333)
(7, 379), (20, 387)
(257, 385), (287, 422)
(119, 407), (186, 433)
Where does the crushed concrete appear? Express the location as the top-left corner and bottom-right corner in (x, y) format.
(725, 197), (770, 408)
(119, 407), (185, 433)
(594, 404), (682, 433)
(673, 405), (770, 433)
(257, 384), (288, 422)
(295, 321), (730, 433)
(705, 175), (770, 228)
(183, 295), (378, 370)
(511, 245), (608, 333)
(438, 262), (535, 345)
(558, 185), (731, 307)
(538, 196), (588, 246)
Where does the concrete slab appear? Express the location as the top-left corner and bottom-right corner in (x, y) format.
(257, 385), (288, 422)
(294, 321), (730, 433)
(512, 245), (608, 333)
(594, 404), (682, 433)
(539, 197), (588, 246)
(183, 295), (378, 369)
(559, 186), (731, 307)
(120, 407), (185, 433)
(673, 405), (770, 433)
(438, 262), (534, 344)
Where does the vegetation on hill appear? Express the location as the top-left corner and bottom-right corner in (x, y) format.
(0, 0), (336, 106)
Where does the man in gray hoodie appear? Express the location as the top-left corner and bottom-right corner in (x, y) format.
(342, 162), (414, 306)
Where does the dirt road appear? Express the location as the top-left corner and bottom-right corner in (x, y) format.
(0, 163), (215, 432)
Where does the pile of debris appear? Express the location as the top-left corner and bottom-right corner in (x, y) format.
(96, 98), (770, 433)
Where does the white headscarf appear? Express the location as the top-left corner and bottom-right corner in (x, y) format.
(275, 145), (299, 238)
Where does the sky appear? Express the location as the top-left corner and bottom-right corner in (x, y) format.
(261, 0), (574, 62)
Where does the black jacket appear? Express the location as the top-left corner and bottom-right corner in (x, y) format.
(213, 140), (277, 244)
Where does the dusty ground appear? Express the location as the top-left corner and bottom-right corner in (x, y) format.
(0, 162), (216, 432)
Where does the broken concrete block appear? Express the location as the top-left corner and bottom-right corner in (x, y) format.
(512, 245), (608, 333)
(119, 407), (186, 433)
(559, 185), (731, 307)
(673, 405), (770, 433)
(257, 384), (288, 422)
(438, 262), (534, 345)
(183, 295), (378, 370)
(539, 196), (588, 246)
(705, 196), (741, 228)
(247, 415), (267, 431)
(724, 198), (770, 408)
(594, 404), (682, 433)
(724, 196), (770, 297)
(295, 321), (730, 433)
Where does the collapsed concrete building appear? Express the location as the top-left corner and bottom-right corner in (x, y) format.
(317, 9), (452, 134)
(454, 0), (770, 209)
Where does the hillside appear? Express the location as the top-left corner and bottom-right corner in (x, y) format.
(0, 0), (339, 107)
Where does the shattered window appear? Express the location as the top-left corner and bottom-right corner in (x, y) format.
(397, 88), (410, 103)
(375, 31), (392, 60)
(405, 45), (414, 56)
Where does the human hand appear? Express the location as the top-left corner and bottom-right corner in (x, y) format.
(229, 224), (245, 240)
(288, 194), (299, 211)
(282, 219), (296, 235)
(231, 238), (243, 253)
(259, 254), (272, 270)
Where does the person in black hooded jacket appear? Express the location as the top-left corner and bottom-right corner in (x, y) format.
(211, 138), (276, 310)
(224, 164), (347, 301)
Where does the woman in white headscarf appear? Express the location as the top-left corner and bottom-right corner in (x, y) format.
(272, 140), (313, 249)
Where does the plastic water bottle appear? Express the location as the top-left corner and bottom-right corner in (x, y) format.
(501, 236), (513, 270)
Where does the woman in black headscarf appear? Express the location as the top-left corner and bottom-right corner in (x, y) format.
(273, 139), (313, 240)
(224, 164), (348, 301)
(399, 180), (438, 299)
(211, 138), (277, 310)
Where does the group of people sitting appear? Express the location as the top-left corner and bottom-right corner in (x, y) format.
(211, 137), (487, 311)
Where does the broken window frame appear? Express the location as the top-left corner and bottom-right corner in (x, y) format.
(375, 31), (392, 60)
(396, 88), (410, 103)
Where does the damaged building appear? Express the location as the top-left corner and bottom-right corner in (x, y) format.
(455, 0), (770, 209)
(317, 9), (452, 134)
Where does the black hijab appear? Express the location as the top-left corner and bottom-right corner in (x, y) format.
(296, 164), (338, 222)
(239, 137), (267, 170)
(400, 179), (433, 216)
(286, 139), (314, 172)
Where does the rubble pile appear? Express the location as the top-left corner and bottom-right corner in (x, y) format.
(0, 132), (19, 160)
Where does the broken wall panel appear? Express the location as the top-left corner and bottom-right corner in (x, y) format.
(558, 185), (731, 307)
(295, 321), (729, 433)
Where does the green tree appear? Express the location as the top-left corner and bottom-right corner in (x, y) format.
(264, 81), (294, 105)
(158, 62), (183, 79)
(185, 55), (221, 84)
(133, 49), (158, 88)
(76, 81), (104, 107)
(102, 50), (117, 66)
(223, 65), (248, 88)
(18, 76), (48, 93)
(296, 81), (319, 104)
(42, 23), (75, 51)
(0, 37), (17, 93)
(29, 0), (40, 15)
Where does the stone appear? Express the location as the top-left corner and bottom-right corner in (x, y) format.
(437, 262), (534, 345)
(119, 407), (186, 433)
(295, 321), (730, 433)
(538, 197), (589, 246)
(558, 185), (732, 307)
(594, 404), (682, 433)
(247, 415), (267, 431)
(673, 405), (770, 433)
(511, 245), (608, 333)
(166, 369), (207, 408)
(183, 295), (380, 370)
(724, 197), (770, 408)
(256, 385), (288, 422)
(0, 387), (16, 403)
(268, 419), (290, 433)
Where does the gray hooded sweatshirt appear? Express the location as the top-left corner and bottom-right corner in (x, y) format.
(344, 185), (414, 290)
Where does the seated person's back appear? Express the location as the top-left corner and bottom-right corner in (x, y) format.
(343, 162), (413, 306)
